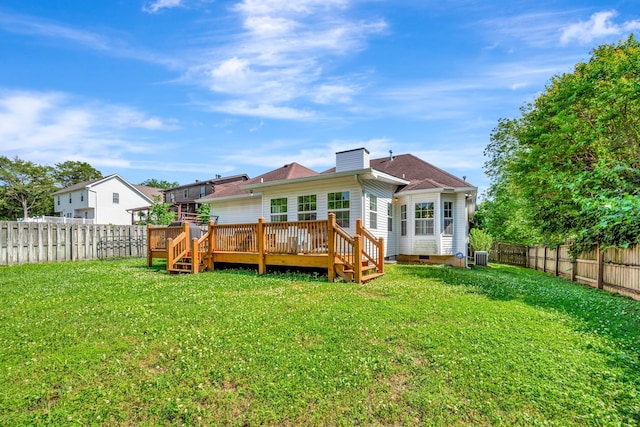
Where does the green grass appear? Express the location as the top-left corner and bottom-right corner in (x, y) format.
(1, 260), (639, 426)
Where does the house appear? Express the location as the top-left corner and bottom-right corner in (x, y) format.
(162, 174), (249, 222)
(53, 174), (162, 225)
(196, 148), (477, 264)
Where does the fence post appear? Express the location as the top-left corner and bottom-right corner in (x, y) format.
(543, 246), (547, 273)
(555, 246), (559, 276)
(498, 243), (502, 264)
(597, 246), (604, 289)
(207, 220), (215, 271)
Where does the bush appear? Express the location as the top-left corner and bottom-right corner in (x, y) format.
(470, 228), (493, 252)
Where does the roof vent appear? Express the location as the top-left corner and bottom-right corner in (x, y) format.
(389, 150), (393, 161)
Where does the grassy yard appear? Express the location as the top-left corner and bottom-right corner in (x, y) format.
(1, 260), (639, 426)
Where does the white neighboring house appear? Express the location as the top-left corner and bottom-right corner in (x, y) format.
(53, 174), (161, 225)
(196, 148), (477, 261)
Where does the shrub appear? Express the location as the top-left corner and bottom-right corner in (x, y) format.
(470, 228), (493, 252)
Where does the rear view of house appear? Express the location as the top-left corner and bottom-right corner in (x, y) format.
(197, 148), (476, 265)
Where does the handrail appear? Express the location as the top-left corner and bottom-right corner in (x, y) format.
(356, 219), (384, 274)
(333, 224), (356, 273)
(167, 231), (188, 270)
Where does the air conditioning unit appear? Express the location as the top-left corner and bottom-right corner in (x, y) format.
(474, 251), (489, 266)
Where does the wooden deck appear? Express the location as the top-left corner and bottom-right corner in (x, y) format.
(147, 214), (384, 284)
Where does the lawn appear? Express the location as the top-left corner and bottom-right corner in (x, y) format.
(1, 260), (639, 426)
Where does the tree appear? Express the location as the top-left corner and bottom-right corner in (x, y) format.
(483, 35), (640, 256)
(0, 156), (56, 220)
(138, 196), (176, 225)
(139, 179), (179, 189)
(53, 161), (102, 188)
(197, 203), (211, 225)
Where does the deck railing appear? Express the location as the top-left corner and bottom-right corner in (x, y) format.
(147, 214), (384, 283)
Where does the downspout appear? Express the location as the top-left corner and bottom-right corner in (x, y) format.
(355, 173), (366, 229)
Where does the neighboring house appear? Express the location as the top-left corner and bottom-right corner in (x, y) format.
(53, 174), (161, 225)
(196, 148), (477, 262)
(162, 174), (249, 222)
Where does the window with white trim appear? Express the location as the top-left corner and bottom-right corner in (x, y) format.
(199, 185), (206, 198)
(113, 192), (120, 204)
(369, 195), (377, 229)
(387, 203), (393, 232)
(443, 201), (453, 235)
(183, 189), (189, 198)
(328, 191), (350, 228)
(297, 195), (317, 221)
(415, 202), (434, 235)
(400, 204), (407, 236)
(270, 198), (288, 222)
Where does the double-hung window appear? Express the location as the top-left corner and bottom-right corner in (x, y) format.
(199, 185), (206, 198)
(415, 202), (434, 235)
(270, 198), (288, 222)
(113, 192), (120, 204)
(297, 195), (317, 221)
(328, 191), (350, 228)
(443, 201), (453, 235)
(369, 195), (378, 229)
(387, 203), (393, 232)
(400, 204), (407, 236)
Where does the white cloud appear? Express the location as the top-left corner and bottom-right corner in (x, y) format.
(0, 90), (179, 167)
(185, 0), (387, 119)
(143, 0), (184, 14)
(561, 10), (640, 45)
(206, 100), (315, 120)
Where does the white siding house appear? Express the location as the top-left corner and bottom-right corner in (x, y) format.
(53, 174), (159, 225)
(197, 148), (477, 263)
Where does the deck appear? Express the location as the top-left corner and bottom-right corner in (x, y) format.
(147, 214), (384, 284)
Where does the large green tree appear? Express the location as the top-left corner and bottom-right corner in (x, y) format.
(0, 156), (56, 220)
(139, 178), (179, 189)
(53, 161), (102, 188)
(484, 35), (640, 256)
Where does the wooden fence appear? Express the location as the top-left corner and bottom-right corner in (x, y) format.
(489, 242), (640, 300)
(0, 221), (147, 266)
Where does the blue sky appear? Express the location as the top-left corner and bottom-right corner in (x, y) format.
(1, 1), (639, 193)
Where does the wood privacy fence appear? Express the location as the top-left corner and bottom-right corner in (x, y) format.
(489, 242), (640, 300)
(0, 221), (147, 266)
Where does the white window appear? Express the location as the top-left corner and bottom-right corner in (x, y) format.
(415, 202), (434, 235)
(170, 193), (175, 203)
(297, 195), (317, 221)
(113, 192), (120, 204)
(270, 198), (288, 222)
(183, 189), (189, 198)
(400, 204), (407, 236)
(369, 195), (377, 229)
(387, 203), (393, 232)
(328, 191), (350, 228)
(443, 201), (453, 235)
(199, 185), (206, 198)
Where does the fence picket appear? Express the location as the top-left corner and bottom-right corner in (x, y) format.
(0, 221), (146, 265)
(489, 242), (639, 300)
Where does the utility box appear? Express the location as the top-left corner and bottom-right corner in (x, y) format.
(474, 251), (489, 266)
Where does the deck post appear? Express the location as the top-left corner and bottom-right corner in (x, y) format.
(207, 220), (215, 271)
(191, 238), (199, 274)
(378, 237), (385, 274)
(146, 224), (153, 267)
(353, 235), (362, 284)
(183, 222), (190, 241)
(327, 214), (336, 282)
(257, 217), (266, 275)
(166, 237), (174, 271)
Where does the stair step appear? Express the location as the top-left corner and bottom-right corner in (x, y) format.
(360, 272), (384, 282)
